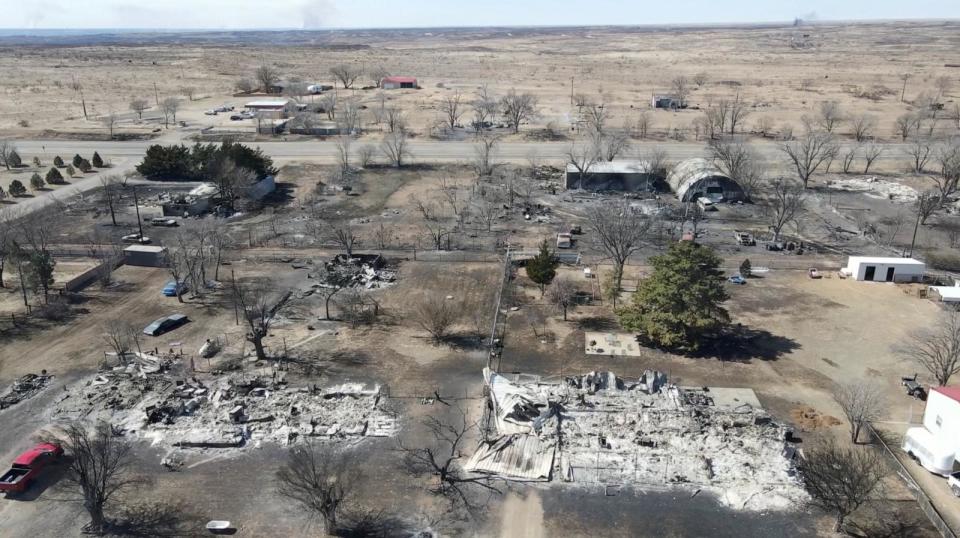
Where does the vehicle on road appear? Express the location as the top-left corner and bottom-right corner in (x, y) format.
(728, 275), (747, 285)
(214, 105), (234, 113)
(121, 233), (151, 244)
(162, 281), (188, 297)
(808, 268), (821, 279)
(150, 217), (178, 227)
(0, 443), (63, 494)
(901, 374), (927, 400)
(204, 110), (217, 116)
(143, 314), (189, 336)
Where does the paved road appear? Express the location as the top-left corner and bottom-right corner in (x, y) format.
(12, 138), (913, 163)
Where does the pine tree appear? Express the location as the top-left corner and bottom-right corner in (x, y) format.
(46, 167), (64, 185)
(8, 150), (21, 168)
(53, 156), (64, 167)
(92, 152), (104, 168)
(78, 159), (93, 173)
(29, 172), (45, 191)
(618, 241), (730, 352)
(32, 156), (41, 168)
(65, 164), (76, 177)
(740, 259), (752, 278)
(8, 180), (26, 197)
(72, 154), (83, 167)
(525, 239), (558, 294)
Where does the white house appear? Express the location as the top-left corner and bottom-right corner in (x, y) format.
(842, 256), (925, 283)
(903, 386), (960, 475)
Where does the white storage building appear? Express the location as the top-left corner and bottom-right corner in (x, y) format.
(903, 386), (960, 475)
(843, 256), (924, 283)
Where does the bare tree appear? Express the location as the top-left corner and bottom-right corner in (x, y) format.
(936, 75), (953, 103)
(256, 64), (280, 93)
(229, 277), (290, 361)
(862, 144), (883, 174)
(180, 86), (196, 101)
(235, 78), (255, 94)
(398, 406), (500, 507)
(586, 200), (654, 292)
(50, 421), (137, 534)
(99, 175), (124, 226)
(906, 138), (933, 172)
(547, 276), (578, 321)
(636, 110), (652, 139)
(760, 178), (806, 241)
(708, 138), (756, 185)
(584, 103), (609, 134)
(798, 439), (887, 532)
(103, 320), (133, 363)
(338, 98), (362, 134)
(645, 146), (670, 178)
(693, 72), (708, 87)
(849, 114), (876, 142)
(410, 293), (461, 344)
(473, 133), (500, 177)
(276, 442), (358, 535)
(899, 311), (960, 386)
(70, 77), (89, 119)
(160, 97), (180, 127)
(330, 64), (361, 89)
(327, 221), (361, 257)
(470, 85), (498, 134)
(817, 101), (843, 133)
(440, 91), (464, 132)
(894, 113), (920, 141)
(594, 128), (631, 161)
(319, 91), (338, 121)
(780, 133), (838, 187)
(899, 73), (912, 102)
(369, 65), (390, 88)
(381, 128), (411, 168)
(470, 188), (502, 232)
(841, 145), (858, 174)
(334, 135), (352, 180)
(565, 137), (599, 189)
(835, 382), (885, 444)
(314, 265), (353, 321)
(385, 106), (405, 133)
(0, 140), (18, 171)
(129, 99), (149, 120)
(670, 75), (690, 108)
(500, 89), (539, 134)
(724, 94), (750, 135)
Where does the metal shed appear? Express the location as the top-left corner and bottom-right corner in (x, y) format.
(124, 245), (167, 268)
(667, 158), (746, 202)
(565, 160), (658, 191)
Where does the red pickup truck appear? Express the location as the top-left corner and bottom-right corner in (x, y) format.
(0, 443), (63, 493)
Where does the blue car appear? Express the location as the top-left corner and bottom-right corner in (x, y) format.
(162, 281), (188, 297)
(143, 314), (189, 336)
(728, 275), (747, 285)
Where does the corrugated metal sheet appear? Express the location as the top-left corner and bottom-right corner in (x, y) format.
(464, 434), (555, 481)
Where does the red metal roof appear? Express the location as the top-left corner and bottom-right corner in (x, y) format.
(13, 443), (60, 466)
(382, 76), (417, 84)
(932, 386), (960, 403)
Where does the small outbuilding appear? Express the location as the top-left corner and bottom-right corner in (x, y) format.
(651, 94), (682, 109)
(667, 158), (746, 203)
(565, 160), (659, 192)
(842, 256), (924, 283)
(244, 99), (295, 119)
(124, 245), (167, 268)
(381, 76), (418, 89)
(929, 283), (960, 304)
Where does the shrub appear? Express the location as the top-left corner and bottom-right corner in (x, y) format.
(92, 152), (104, 168)
(8, 180), (27, 197)
(78, 159), (92, 173)
(8, 150), (21, 167)
(46, 167), (64, 184)
(740, 259), (752, 278)
(32, 156), (41, 167)
(29, 172), (45, 190)
(72, 154), (83, 167)
(926, 251), (960, 273)
(65, 164), (76, 177)
(53, 156), (64, 167)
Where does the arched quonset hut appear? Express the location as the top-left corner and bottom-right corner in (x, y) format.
(667, 158), (747, 202)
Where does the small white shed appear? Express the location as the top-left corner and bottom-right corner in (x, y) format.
(929, 284), (960, 303)
(843, 256), (924, 283)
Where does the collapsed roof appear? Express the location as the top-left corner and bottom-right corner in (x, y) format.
(667, 158), (746, 202)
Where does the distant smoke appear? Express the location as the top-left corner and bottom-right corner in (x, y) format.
(301, 0), (336, 29)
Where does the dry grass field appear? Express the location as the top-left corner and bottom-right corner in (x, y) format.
(1, 21), (958, 141)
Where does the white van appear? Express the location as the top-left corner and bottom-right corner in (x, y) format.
(697, 197), (717, 211)
(902, 427), (957, 476)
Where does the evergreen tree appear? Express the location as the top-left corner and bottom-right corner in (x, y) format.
(65, 164), (76, 177)
(92, 152), (104, 168)
(525, 239), (558, 294)
(29, 172), (45, 191)
(8, 180), (26, 197)
(78, 159), (93, 173)
(46, 167), (64, 185)
(740, 259), (752, 278)
(53, 156), (64, 167)
(618, 241), (730, 352)
(0, 186), (6, 201)
(72, 154), (83, 167)
(32, 156), (41, 168)
(8, 150), (21, 167)
(26, 251), (56, 296)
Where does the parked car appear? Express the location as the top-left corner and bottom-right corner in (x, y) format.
(808, 268), (822, 279)
(150, 217), (178, 227)
(215, 105), (234, 112)
(0, 443), (63, 494)
(230, 113), (244, 121)
(121, 233), (151, 244)
(204, 110), (217, 116)
(901, 374), (927, 400)
(728, 275), (747, 285)
(143, 314), (189, 336)
(162, 281), (188, 297)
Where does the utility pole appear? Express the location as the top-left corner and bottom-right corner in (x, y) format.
(132, 187), (144, 240)
(570, 76), (575, 106)
(907, 197), (923, 258)
(16, 259), (28, 307)
(154, 82), (160, 107)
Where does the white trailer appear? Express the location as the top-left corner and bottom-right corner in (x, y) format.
(903, 387), (960, 476)
(842, 256), (924, 283)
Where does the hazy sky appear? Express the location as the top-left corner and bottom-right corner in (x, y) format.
(5, 0), (960, 29)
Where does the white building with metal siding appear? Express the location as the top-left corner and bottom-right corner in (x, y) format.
(843, 256), (924, 282)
